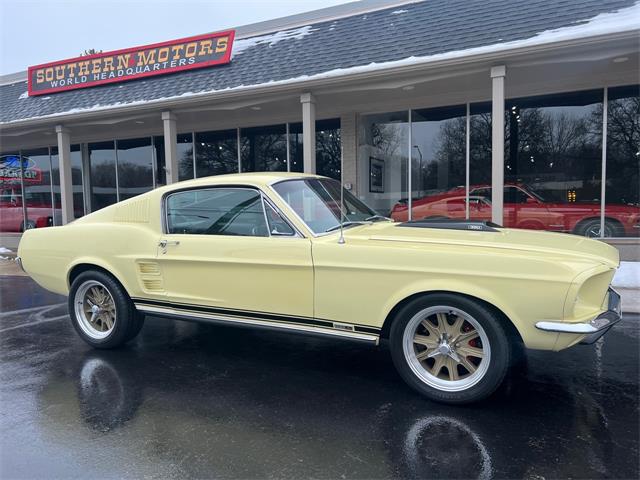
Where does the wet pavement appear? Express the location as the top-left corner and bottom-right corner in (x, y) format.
(1, 275), (638, 479)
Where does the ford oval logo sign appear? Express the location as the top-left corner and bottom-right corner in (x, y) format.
(0, 155), (42, 184)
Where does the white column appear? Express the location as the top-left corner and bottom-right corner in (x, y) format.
(490, 65), (506, 225)
(300, 93), (316, 174)
(162, 111), (179, 184)
(54, 125), (74, 224)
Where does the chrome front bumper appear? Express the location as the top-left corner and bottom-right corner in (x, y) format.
(535, 288), (622, 345)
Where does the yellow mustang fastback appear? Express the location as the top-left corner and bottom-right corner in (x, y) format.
(17, 173), (622, 404)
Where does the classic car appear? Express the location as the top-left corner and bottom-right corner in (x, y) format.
(17, 173), (622, 404)
(390, 183), (640, 237)
(0, 185), (62, 232)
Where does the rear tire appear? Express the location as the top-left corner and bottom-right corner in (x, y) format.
(68, 270), (143, 349)
(389, 293), (511, 404)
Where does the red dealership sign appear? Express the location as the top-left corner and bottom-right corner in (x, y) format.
(28, 30), (235, 96)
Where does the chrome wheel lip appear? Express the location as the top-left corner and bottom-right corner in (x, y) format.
(402, 305), (491, 392)
(74, 280), (117, 340)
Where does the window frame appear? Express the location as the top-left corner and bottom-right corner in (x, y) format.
(162, 184), (302, 238)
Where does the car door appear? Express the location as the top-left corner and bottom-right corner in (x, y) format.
(156, 186), (313, 319)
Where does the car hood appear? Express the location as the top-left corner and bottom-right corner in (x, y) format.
(345, 222), (620, 267)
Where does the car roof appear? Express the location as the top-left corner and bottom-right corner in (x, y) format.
(160, 172), (324, 192)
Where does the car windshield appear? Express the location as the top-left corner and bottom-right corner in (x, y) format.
(272, 178), (382, 234)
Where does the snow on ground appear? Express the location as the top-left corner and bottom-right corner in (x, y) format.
(613, 261), (640, 289)
(0, 247), (13, 254)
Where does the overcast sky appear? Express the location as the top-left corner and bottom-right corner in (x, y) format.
(0, 0), (355, 75)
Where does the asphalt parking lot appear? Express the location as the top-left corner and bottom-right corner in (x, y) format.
(1, 275), (638, 479)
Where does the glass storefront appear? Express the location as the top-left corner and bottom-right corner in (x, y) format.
(2, 89), (635, 239)
(195, 129), (238, 177)
(0, 151), (23, 232)
(289, 118), (342, 179)
(605, 85), (640, 238)
(240, 124), (288, 172)
(116, 138), (154, 201)
(88, 141), (117, 211)
(358, 111), (409, 217)
(178, 133), (195, 181)
(362, 86), (639, 237)
(51, 144), (85, 219)
(409, 106), (467, 221)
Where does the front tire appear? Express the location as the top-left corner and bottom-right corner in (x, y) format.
(68, 270), (144, 349)
(389, 293), (510, 404)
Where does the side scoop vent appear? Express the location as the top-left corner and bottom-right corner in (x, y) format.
(137, 261), (164, 292)
(141, 279), (164, 292)
(138, 262), (161, 275)
(397, 219), (501, 232)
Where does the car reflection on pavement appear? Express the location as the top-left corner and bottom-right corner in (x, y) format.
(1, 276), (638, 479)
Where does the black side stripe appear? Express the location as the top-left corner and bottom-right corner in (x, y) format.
(132, 297), (380, 335)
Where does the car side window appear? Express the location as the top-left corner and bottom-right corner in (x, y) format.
(264, 201), (296, 236)
(504, 187), (530, 204)
(166, 188), (269, 237)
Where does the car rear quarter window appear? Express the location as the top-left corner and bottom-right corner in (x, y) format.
(166, 188), (269, 237)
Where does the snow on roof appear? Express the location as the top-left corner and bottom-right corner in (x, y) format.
(1, 0), (638, 125)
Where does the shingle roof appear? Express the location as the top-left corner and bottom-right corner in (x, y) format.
(1, 0), (637, 125)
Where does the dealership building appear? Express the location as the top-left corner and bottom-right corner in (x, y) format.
(0, 0), (638, 247)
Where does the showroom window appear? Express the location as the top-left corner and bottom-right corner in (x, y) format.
(358, 87), (636, 237)
(195, 129), (238, 177)
(88, 141), (117, 211)
(178, 133), (195, 181)
(240, 124), (287, 172)
(0, 151), (22, 232)
(20, 147), (55, 229)
(409, 105), (467, 222)
(605, 85), (639, 238)
(116, 137), (154, 201)
(357, 111), (409, 218)
(51, 144), (85, 219)
(289, 119), (342, 179)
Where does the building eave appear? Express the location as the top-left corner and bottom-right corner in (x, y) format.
(1, 29), (637, 132)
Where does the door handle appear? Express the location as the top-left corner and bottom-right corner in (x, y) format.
(159, 240), (180, 248)
(159, 240), (180, 252)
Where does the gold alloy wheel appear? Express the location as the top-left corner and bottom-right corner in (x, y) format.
(402, 306), (491, 392)
(74, 280), (117, 339)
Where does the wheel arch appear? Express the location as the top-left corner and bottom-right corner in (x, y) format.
(67, 260), (130, 296)
(573, 216), (624, 235)
(380, 289), (525, 347)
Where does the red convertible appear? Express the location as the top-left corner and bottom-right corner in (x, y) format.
(390, 184), (640, 237)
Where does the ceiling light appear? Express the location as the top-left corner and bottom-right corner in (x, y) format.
(613, 57), (628, 63)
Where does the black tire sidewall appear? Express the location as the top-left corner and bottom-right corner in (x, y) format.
(389, 293), (511, 404)
(68, 271), (136, 349)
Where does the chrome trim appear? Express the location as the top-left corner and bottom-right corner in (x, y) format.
(15, 256), (25, 272)
(260, 192), (304, 238)
(535, 288), (622, 340)
(135, 303), (379, 344)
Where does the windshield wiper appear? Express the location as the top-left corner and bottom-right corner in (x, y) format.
(365, 214), (392, 222)
(324, 221), (367, 233)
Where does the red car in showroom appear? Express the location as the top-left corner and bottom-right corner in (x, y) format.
(0, 185), (60, 232)
(390, 183), (640, 237)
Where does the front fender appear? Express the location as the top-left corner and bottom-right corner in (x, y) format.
(380, 277), (567, 350)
